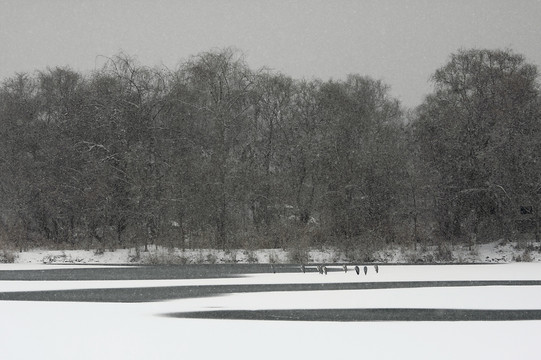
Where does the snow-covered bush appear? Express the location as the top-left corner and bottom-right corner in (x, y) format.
(435, 243), (454, 262)
(287, 247), (310, 264)
(224, 250), (238, 263)
(0, 249), (16, 263)
(514, 248), (534, 263)
(267, 251), (279, 264)
(243, 250), (259, 263)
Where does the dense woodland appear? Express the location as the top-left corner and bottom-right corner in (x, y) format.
(0, 48), (539, 256)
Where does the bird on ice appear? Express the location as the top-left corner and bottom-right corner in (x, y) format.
(354, 265), (360, 275)
(374, 264), (379, 273)
(322, 266), (327, 275)
(363, 266), (368, 275)
(300, 264), (306, 273)
(343, 265), (348, 273)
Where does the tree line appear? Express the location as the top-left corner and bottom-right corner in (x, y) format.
(0, 48), (539, 255)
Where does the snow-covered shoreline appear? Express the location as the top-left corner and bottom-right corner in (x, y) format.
(3, 240), (541, 265)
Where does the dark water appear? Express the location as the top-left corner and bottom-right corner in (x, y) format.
(1, 277), (541, 303)
(166, 308), (541, 322)
(0, 263), (298, 281)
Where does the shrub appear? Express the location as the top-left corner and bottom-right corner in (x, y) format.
(244, 250), (259, 263)
(287, 247), (310, 264)
(224, 250), (238, 263)
(0, 249), (16, 263)
(142, 251), (190, 265)
(346, 247), (375, 263)
(206, 253), (218, 264)
(435, 243), (454, 262)
(404, 250), (433, 264)
(343, 233), (383, 262)
(517, 249), (533, 263)
(142, 252), (162, 265)
(267, 251), (278, 264)
(129, 247), (141, 263)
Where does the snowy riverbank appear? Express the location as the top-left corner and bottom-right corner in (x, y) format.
(4, 240), (541, 265)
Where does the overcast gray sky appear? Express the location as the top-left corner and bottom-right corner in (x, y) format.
(1, 0), (540, 108)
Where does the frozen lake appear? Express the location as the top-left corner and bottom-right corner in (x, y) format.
(1, 263), (541, 359)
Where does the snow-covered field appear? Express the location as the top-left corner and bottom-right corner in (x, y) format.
(1, 262), (541, 359)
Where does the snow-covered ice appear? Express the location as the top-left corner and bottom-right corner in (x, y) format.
(1, 262), (540, 291)
(2, 299), (539, 360)
(1, 262), (541, 359)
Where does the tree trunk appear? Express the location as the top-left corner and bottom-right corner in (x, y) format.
(535, 204), (540, 243)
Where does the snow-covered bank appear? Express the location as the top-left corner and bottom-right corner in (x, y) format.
(4, 240), (541, 265)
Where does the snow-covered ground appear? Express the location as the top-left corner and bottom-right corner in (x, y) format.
(1, 263), (541, 359)
(5, 239), (541, 265)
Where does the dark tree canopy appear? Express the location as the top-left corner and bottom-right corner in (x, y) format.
(0, 47), (539, 256)
(415, 48), (541, 243)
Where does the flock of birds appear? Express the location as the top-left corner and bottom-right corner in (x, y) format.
(310, 264), (379, 275)
(270, 264), (380, 275)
